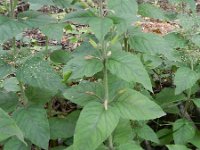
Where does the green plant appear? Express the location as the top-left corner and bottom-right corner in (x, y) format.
(0, 0), (200, 150)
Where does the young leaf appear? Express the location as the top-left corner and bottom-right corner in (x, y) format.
(173, 119), (196, 144)
(174, 67), (199, 95)
(107, 50), (152, 91)
(112, 89), (166, 120)
(0, 108), (24, 143)
(73, 102), (119, 150)
(63, 82), (104, 106)
(13, 106), (50, 149)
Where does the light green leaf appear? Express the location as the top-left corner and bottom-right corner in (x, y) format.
(191, 34), (200, 47)
(13, 106), (50, 149)
(117, 141), (143, 150)
(3, 77), (20, 92)
(0, 59), (14, 79)
(164, 33), (187, 49)
(174, 67), (199, 95)
(0, 108), (24, 143)
(113, 119), (133, 146)
(192, 99), (200, 108)
(134, 123), (159, 143)
(173, 119), (195, 144)
(0, 90), (18, 112)
(16, 57), (63, 96)
(4, 137), (30, 150)
(63, 82), (104, 106)
(74, 102), (119, 150)
(189, 131), (200, 149)
(0, 15), (26, 42)
(49, 111), (80, 139)
(138, 3), (167, 20)
(129, 32), (175, 60)
(113, 89), (166, 120)
(167, 145), (191, 150)
(107, 50), (152, 91)
(50, 50), (70, 64)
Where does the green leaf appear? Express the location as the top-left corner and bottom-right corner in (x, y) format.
(129, 32), (175, 60)
(49, 111), (80, 139)
(164, 33), (187, 49)
(107, 0), (138, 29)
(50, 50), (70, 64)
(117, 141), (143, 150)
(157, 128), (173, 145)
(167, 145), (191, 150)
(63, 82), (104, 106)
(4, 137), (30, 150)
(0, 15), (26, 42)
(112, 89), (166, 120)
(3, 77), (20, 92)
(73, 102), (119, 150)
(189, 131), (200, 149)
(192, 99), (200, 108)
(134, 123), (159, 143)
(0, 59), (14, 79)
(63, 55), (103, 80)
(174, 67), (199, 95)
(0, 108), (24, 143)
(173, 119), (195, 144)
(138, 3), (167, 20)
(0, 90), (18, 112)
(113, 119), (133, 146)
(18, 11), (55, 28)
(13, 106), (50, 149)
(107, 50), (152, 91)
(16, 57), (63, 96)
(191, 34), (200, 47)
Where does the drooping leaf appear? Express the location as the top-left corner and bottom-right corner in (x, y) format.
(63, 82), (104, 106)
(16, 57), (63, 96)
(112, 89), (166, 120)
(173, 119), (196, 144)
(174, 67), (199, 95)
(107, 50), (152, 91)
(13, 106), (50, 149)
(49, 111), (80, 139)
(73, 102), (119, 150)
(138, 3), (167, 20)
(0, 108), (24, 143)
(0, 90), (19, 112)
(4, 137), (31, 150)
(167, 145), (191, 150)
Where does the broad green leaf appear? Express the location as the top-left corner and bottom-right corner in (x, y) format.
(129, 32), (175, 60)
(117, 141), (143, 150)
(63, 82), (104, 106)
(13, 106), (50, 149)
(0, 59), (14, 79)
(50, 50), (70, 64)
(113, 119), (133, 145)
(143, 54), (162, 69)
(3, 77), (20, 92)
(23, 0), (54, 9)
(134, 123), (159, 143)
(173, 119), (195, 144)
(49, 111), (80, 139)
(4, 137), (30, 150)
(174, 67), (199, 95)
(63, 55), (103, 80)
(164, 32), (187, 49)
(0, 15), (26, 42)
(107, 0), (138, 29)
(89, 17), (113, 42)
(41, 23), (65, 41)
(191, 34), (200, 47)
(167, 145), (191, 150)
(18, 11), (55, 28)
(107, 50), (152, 91)
(16, 57), (63, 96)
(192, 99), (200, 108)
(0, 90), (18, 112)
(0, 108), (24, 143)
(189, 131), (200, 149)
(138, 3), (167, 20)
(74, 102), (119, 150)
(157, 128), (173, 145)
(53, 0), (73, 9)
(113, 89), (166, 120)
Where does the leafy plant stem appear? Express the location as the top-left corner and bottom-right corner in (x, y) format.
(124, 33), (129, 52)
(19, 82), (28, 105)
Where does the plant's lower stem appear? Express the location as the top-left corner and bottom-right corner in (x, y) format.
(108, 135), (114, 150)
